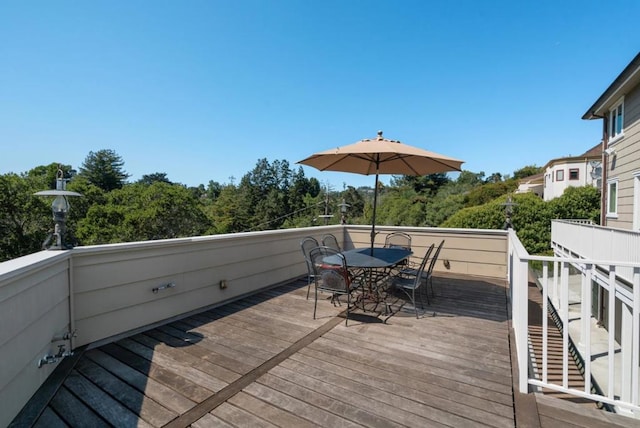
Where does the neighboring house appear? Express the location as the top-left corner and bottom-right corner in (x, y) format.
(542, 143), (602, 201)
(515, 143), (601, 200)
(583, 52), (640, 229)
(515, 172), (543, 197)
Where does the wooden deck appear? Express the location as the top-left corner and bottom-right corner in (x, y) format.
(12, 274), (640, 427)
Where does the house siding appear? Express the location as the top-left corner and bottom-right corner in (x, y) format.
(606, 84), (640, 229)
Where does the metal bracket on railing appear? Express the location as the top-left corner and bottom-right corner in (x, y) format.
(152, 282), (176, 294)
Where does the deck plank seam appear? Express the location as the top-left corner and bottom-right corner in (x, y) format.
(162, 312), (346, 428)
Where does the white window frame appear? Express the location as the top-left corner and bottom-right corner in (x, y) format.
(608, 97), (624, 143)
(607, 178), (618, 218)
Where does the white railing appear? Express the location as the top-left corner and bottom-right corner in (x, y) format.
(552, 219), (640, 284)
(509, 229), (640, 417)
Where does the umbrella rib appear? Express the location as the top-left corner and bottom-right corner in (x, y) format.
(313, 153), (379, 173)
(390, 153), (462, 175)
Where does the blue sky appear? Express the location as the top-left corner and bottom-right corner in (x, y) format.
(1, 1), (638, 190)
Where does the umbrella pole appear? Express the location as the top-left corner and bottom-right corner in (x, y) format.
(370, 171), (379, 256)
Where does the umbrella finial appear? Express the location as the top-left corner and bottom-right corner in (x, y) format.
(377, 130), (383, 140)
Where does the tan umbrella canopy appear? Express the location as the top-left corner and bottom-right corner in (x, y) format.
(298, 131), (464, 251)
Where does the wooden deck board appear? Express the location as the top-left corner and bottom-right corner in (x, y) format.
(74, 357), (177, 426)
(191, 412), (235, 428)
(63, 372), (154, 428)
(48, 385), (109, 428)
(210, 402), (278, 428)
(19, 275), (639, 428)
(226, 391), (322, 428)
(32, 407), (68, 428)
(282, 351), (514, 420)
(130, 332), (242, 383)
(84, 349), (197, 414)
(100, 342), (214, 403)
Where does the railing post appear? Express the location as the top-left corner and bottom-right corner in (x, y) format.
(561, 261), (570, 389)
(608, 267), (616, 400)
(633, 267), (640, 410)
(515, 256), (529, 393)
(580, 264), (593, 394)
(621, 296), (633, 404)
(542, 261), (549, 384)
(552, 259), (559, 307)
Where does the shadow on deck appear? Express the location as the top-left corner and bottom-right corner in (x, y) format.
(11, 274), (640, 427)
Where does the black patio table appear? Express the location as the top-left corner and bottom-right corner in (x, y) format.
(330, 247), (412, 269)
(323, 247), (412, 316)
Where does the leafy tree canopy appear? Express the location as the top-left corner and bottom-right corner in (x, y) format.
(513, 165), (543, 180)
(138, 172), (172, 185)
(79, 149), (130, 191)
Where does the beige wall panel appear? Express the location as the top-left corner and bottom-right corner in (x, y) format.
(71, 227), (339, 346)
(0, 300), (69, 388)
(0, 300), (69, 428)
(0, 264), (68, 346)
(74, 262), (295, 346)
(0, 253), (72, 428)
(0, 257), (68, 305)
(345, 226), (507, 279)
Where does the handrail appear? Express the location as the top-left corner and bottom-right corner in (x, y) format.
(510, 226), (640, 417)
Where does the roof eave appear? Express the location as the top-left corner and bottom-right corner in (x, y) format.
(582, 52), (640, 120)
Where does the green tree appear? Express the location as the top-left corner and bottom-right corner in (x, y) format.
(76, 182), (210, 244)
(0, 173), (51, 261)
(78, 149), (130, 191)
(207, 183), (251, 233)
(465, 181), (517, 207)
(391, 173), (450, 196)
(138, 172), (171, 185)
(550, 186), (600, 224)
(513, 165), (543, 180)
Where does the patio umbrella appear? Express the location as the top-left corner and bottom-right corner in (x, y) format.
(298, 131), (464, 252)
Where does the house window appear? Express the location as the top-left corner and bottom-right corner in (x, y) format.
(609, 98), (624, 141)
(569, 169), (579, 180)
(556, 170), (564, 181)
(607, 179), (618, 217)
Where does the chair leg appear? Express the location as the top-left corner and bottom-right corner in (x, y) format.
(422, 279), (430, 305)
(306, 276), (311, 299)
(345, 292), (350, 326)
(313, 286), (318, 319)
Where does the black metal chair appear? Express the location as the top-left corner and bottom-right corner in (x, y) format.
(321, 233), (341, 252)
(384, 231), (412, 250)
(384, 231), (413, 273)
(300, 236), (319, 299)
(425, 239), (445, 297)
(309, 246), (358, 325)
(390, 243), (435, 318)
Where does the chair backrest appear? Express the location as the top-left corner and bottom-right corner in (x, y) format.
(301, 237), (319, 273)
(301, 236), (319, 260)
(321, 233), (341, 252)
(426, 239), (445, 276)
(384, 232), (411, 250)
(409, 243), (435, 287)
(309, 246), (350, 292)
